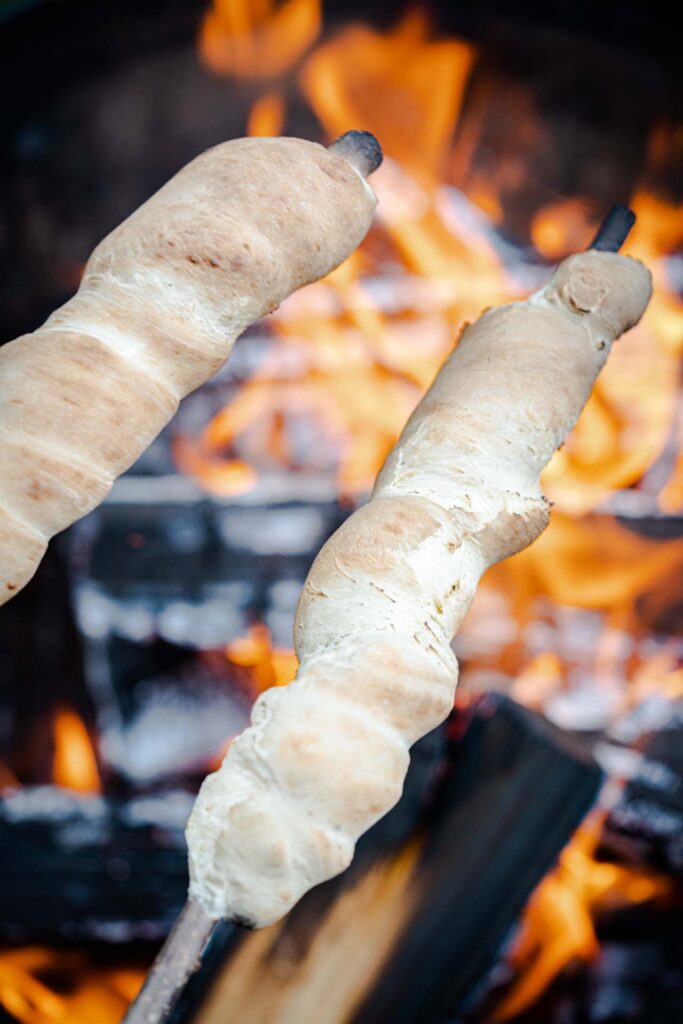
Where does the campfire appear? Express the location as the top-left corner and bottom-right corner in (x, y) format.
(0, 0), (681, 1021)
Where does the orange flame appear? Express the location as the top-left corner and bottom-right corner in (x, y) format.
(0, 948), (144, 1024)
(173, 434), (257, 497)
(247, 90), (286, 136)
(300, 11), (475, 182)
(531, 200), (597, 262)
(52, 710), (101, 794)
(4, 8), (682, 1021)
(225, 622), (298, 693)
(190, 10), (683, 1005)
(143, 8), (683, 1021)
(186, 8), (683, 638)
(0, 758), (18, 791)
(190, 8), (683, 695)
(199, 0), (321, 79)
(494, 816), (674, 1021)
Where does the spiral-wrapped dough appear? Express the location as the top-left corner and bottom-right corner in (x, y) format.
(187, 250), (652, 927)
(0, 136), (378, 603)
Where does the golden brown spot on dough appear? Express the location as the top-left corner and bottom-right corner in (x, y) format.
(271, 841), (287, 864)
(6, 583), (17, 591)
(317, 159), (348, 183)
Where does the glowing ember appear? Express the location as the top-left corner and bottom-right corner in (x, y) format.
(52, 710), (101, 794)
(0, 759), (18, 791)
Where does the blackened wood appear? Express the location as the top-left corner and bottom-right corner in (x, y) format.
(0, 538), (93, 784)
(167, 695), (602, 1024)
(352, 697), (603, 1024)
(0, 786), (189, 943)
(602, 703), (683, 881)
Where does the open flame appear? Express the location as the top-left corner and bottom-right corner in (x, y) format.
(265, 15), (677, 680)
(181, 5), (683, 526)
(176, 8), (683, 835)
(0, 948), (143, 1024)
(225, 622), (298, 693)
(301, 11), (475, 182)
(174, 4), (683, 1016)
(199, 0), (321, 79)
(51, 709), (101, 794)
(492, 814), (675, 1021)
(5, 2), (682, 1020)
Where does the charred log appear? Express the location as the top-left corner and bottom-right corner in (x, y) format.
(0, 786), (190, 944)
(601, 702), (683, 882)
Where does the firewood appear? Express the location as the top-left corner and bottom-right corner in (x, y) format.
(0, 786), (189, 942)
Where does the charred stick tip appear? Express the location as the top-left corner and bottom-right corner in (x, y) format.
(328, 130), (383, 178)
(588, 205), (636, 253)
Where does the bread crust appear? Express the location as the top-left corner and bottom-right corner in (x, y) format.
(187, 251), (652, 926)
(0, 138), (377, 601)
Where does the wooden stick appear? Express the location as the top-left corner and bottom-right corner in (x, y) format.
(122, 901), (218, 1024)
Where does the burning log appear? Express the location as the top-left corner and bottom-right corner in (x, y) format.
(65, 486), (343, 784)
(601, 701), (683, 882)
(0, 786), (190, 943)
(162, 696), (602, 1024)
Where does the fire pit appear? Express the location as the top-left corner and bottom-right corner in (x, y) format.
(0, 0), (681, 1021)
